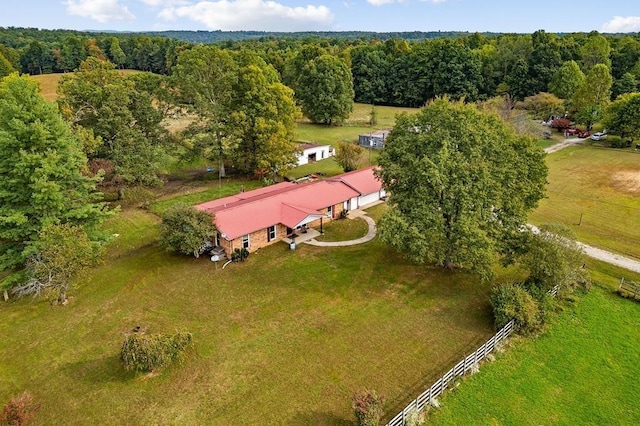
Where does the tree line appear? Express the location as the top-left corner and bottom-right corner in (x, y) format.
(2, 27), (640, 108)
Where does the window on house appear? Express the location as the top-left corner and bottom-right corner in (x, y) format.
(242, 234), (250, 249)
(267, 225), (276, 242)
(327, 205), (333, 218)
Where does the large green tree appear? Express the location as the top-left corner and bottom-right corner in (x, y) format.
(549, 60), (585, 101)
(571, 63), (613, 130)
(296, 54), (354, 124)
(580, 33), (611, 72)
(171, 45), (238, 177)
(57, 57), (168, 188)
(230, 51), (300, 175)
(0, 74), (110, 278)
(603, 92), (640, 140)
(376, 98), (547, 279)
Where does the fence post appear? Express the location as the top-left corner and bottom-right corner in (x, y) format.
(619, 277), (624, 290)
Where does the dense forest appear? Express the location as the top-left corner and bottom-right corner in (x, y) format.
(1, 27), (639, 109)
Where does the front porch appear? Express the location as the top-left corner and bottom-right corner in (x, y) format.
(282, 227), (322, 245)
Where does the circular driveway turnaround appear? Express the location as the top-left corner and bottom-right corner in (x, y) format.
(304, 212), (377, 247)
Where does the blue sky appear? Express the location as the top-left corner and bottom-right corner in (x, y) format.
(1, 0), (639, 33)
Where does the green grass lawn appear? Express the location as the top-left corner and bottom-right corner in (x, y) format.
(0, 202), (515, 425)
(530, 145), (640, 259)
(315, 217), (369, 242)
(296, 103), (418, 149)
(427, 276), (640, 425)
(149, 178), (263, 215)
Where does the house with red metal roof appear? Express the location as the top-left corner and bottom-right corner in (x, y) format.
(194, 166), (385, 257)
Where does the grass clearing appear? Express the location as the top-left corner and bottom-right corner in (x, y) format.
(530, 145), (640, 259)
(29, 70), (141, 102)
(428, 272), (640, 425)
(0, 202), (511, 425)
(149, 178), (263, 215)
(315, 217), (369, 242)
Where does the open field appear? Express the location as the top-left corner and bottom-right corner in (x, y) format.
(529, 145), (640, 260)
(29, 70), (141, 102)
(0, 199), (523, 425)
(428, 276), (640, 425)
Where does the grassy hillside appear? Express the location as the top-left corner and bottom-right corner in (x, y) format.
(530, 145), (640, 259)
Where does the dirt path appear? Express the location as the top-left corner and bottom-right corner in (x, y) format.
(544, 137), (585, 154)
(577, 242), (640, 274)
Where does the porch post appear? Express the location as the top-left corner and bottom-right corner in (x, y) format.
(320, 217), (323, 234)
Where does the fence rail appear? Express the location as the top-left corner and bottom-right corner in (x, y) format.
(618, 277), (640, 300)
(386, 284), (559, 426)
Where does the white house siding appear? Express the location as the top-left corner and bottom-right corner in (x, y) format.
(296, 145), (334, 166)
(358, 192), (382, 208)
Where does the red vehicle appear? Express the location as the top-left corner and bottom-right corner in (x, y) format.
(565, 128), (581, 135)
(577, 130), (590, 138)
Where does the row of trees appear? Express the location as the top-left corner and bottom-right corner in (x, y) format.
(3, 28), (640, 109)
(0, 29), (185, 76)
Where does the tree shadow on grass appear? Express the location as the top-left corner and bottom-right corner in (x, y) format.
(288, 410), (353, 426)
(61, 354), (131, 384)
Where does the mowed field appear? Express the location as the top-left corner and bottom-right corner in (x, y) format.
(428, 264), (640, 425)
(29, 70), (141, 102)
(0, 203), (520, 425)
(530, 145), (640, 259)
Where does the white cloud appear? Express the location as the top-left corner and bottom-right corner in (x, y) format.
(602, 16), (640, 33)
(65, 0), (135, 23)
(366, 0), (396, 5)
(158, 1), (334, 31)
(140, 0), (190, 6)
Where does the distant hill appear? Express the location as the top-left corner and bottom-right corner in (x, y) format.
(141, 30), (503, 43)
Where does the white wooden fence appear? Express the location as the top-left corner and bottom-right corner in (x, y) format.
(386, 284), (559, 426)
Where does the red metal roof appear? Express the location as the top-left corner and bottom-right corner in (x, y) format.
(194, 167), (383, 240)
(330, 166), (382, 195)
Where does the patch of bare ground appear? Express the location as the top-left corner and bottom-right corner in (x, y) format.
(612, 170), (640, 195)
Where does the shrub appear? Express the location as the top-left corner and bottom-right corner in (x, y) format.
(159, 205), (216, 258)
(550, 117), (571, 131)
(0, 391), (39, 426)
(120, 332), (193, 372)
(339, 209), (349, 219)
(607, 135), (624, 148)
(352, 389), (385, 426)
(490, 283), (541, 334)
(231, 248), (249, 262)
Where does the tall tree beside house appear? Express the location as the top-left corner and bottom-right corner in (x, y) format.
(335, 140), (364, 172)
(171, 45), (238, 178)
(57, 57), (168, 190)
(173, 47), (299, 177)
(229, 51), (300, 175)
(376, 97), (547, 280)
(571, 63), (613, 130)
(295, 53), (354, 125)
(0, 74), (111, 284)
(160, 206), (216, 258)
